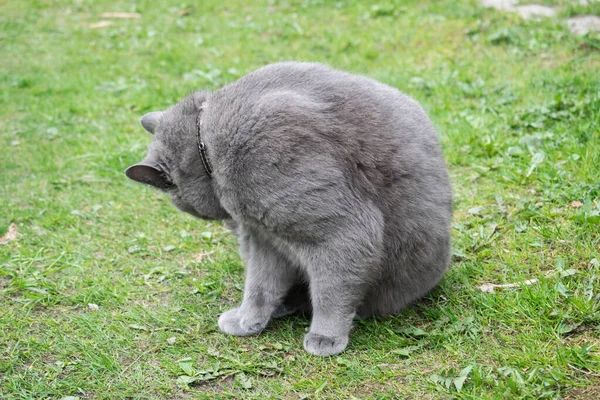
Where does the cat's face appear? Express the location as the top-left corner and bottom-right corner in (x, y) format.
(125, 94), (230, 220)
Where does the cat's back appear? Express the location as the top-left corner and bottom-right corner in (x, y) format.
(229, 62), (449, 195)
(215, 62), (421, 118)
(204, 62), (450, 228)
(206, 62), (441, 166)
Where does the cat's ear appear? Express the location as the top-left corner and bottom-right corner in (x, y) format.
(125, 158), (173, 190)
(140, 111), (163, 134)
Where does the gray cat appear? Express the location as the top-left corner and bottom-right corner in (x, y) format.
(126, 62), (452, 356)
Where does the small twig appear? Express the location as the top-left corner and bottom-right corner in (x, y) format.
(219, 371), (238, 382)
(100, 12), (141, 19)
(151, 327), (185, 333)
(478, 270), (556, 293)
(568, 363), (600, 378)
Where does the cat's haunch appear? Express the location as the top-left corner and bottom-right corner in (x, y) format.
(126, 62), (452, 355)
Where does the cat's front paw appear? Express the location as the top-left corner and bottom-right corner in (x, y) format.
(217, 308), (268, 336)
(303, 332), (349, 356)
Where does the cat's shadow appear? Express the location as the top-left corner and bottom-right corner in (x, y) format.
(262, 279), (463, 354)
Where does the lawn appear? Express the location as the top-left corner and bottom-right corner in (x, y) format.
(1, 0), (599, 398)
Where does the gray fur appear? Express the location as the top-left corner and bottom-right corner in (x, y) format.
(126, 62), (452, 355)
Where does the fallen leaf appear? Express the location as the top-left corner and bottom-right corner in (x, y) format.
(100, 12), (141, 19)
(177, 375), (198, 386)
(236, 372), (253, 389)
(89, 21), (113, 28)
(194, 251), (214, 263)
(453, 365), (474, 393)
(336, 357), (352, 366)
(571, 200), (583, 208)
(468, 206), (483, 215)
(0, 223), (18, 245)
(178, 357), (195, 375)
(392, 346), (419, 357)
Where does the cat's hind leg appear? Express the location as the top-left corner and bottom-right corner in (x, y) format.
(300, 205), (384, 356)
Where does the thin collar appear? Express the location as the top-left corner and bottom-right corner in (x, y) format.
(196, 101), (213, 179)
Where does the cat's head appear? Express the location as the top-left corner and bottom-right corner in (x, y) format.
(126, 92), (230, 220)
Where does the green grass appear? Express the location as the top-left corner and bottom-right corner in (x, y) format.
(1, 0), (599, 398)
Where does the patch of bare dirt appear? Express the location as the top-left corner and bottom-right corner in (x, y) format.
(564, 385), (600, 400)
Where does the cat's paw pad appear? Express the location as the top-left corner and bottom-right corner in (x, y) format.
(303, 333), (348, 356)
(218, 308), (267, 336)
